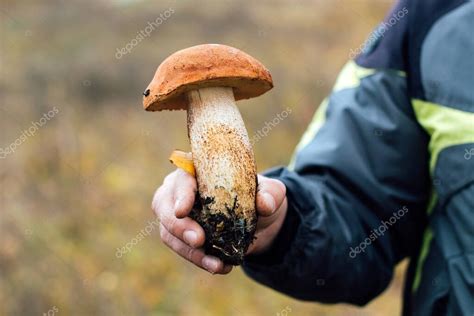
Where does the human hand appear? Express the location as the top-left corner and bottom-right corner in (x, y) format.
(152, 169), (287, 274)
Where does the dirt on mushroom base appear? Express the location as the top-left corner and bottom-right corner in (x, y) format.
(190, 191), (258, 265)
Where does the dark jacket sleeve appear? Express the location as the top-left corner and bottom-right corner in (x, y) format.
(242, 1), (431, 305)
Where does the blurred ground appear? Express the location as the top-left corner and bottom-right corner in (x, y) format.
(0, 0), (407, 315)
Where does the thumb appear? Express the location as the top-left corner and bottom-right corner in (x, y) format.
(256, 175), (286, 217)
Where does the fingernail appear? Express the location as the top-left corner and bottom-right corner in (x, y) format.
(183, 230), (198, 247)
(263, 192), (276, 213)
(202, 256), (219, 273)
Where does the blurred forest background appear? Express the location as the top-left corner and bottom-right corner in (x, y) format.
(0, 0), (407, 315)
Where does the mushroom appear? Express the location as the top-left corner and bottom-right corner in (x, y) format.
(143, 44), (273, 265)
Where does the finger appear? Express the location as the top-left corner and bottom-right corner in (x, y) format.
(246, 198), (288, 255)
(222, 264), (233, 274)
(151, 181), (175, 228)
(152, 173), (205, 248)
(256, 175), (286, 217)
(160, 224), (230, 274)
(160, 212), (205, 248)
(151, 173), (175, 214)
(172, 169), (198, 218)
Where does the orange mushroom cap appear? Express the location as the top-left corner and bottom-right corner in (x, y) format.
(142, 44), (273, 111)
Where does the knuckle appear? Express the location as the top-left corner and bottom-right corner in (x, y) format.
(275, 179), (286, 196)
(159, 206), (176, 225)
(151, 198), (159, 214)
(267, 177), (286, 197)
(167, 215), (178, 231)
(185, 246), (195, 260)
(258, 175), (272, 191)
(151, 187), (163, 211)
(164, 215), (183, 238)
(159, 226), (167, 240)
(158, 221), (168, 234)
(163, 171), (176, 186)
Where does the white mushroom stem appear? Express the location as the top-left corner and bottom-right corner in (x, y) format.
(186, 87), (257, 222)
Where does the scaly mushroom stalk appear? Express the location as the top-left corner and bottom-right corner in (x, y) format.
(186, 87), (257, 264)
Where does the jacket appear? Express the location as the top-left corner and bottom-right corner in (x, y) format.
(242, 1), (474, 315)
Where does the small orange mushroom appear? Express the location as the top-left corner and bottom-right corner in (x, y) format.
(169, 150), (195, 177)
